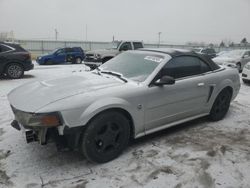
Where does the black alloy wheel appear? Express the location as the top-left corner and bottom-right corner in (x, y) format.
(209, 89), (232, 121)
(81, 111), (130, 163)
(6, 63), (24, 79)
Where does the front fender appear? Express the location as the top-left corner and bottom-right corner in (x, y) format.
(79, 97), (144, 138)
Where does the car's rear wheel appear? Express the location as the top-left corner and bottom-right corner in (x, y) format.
(5, 63), (24, 79)
(80, 111), (130, 163)
(209, 89), (232, 121)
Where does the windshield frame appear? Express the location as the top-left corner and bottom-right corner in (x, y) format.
(98, 51), (171, 85)
(111, 41), (122, 49)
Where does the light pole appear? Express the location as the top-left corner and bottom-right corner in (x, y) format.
(55, 29), (58, 41)
(158, 32), (162, 48)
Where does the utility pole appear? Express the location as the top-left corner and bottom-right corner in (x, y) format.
(55, 29), (58, 41)
(85, 24), (88, 42)
(158, 32), (162, 48)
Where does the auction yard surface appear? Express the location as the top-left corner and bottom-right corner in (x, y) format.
(0, 63), (250, 188)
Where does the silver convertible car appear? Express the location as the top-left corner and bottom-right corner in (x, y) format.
(8, 49), (240, 163)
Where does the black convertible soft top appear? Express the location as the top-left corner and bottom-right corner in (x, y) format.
(139, 48), (220, 71)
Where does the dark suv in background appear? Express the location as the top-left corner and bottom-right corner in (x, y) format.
(36, 47), (85, 65)
(0, 42), (33, 79)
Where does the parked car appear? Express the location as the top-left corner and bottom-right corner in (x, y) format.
(36, 47), (85, 65)
(8, 49), (240, 163)
(242, 62), (250, 83)
(192, 47), (216, 59)
(0, 42), (33, 79)
(213, 50), (250, 72)
(84, 40), (144, 69)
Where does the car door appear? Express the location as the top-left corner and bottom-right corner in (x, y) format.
(65, 48), (74, 62)
(144, 56), (213, 132)
(0, 44), (13, 73)
(54, 48), (66, 63)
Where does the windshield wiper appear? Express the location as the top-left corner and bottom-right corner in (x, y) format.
(101, 71), (128, 83)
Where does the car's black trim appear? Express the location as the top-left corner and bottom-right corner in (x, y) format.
(139, 48), (220, 71)
(11, 120), (21, 131)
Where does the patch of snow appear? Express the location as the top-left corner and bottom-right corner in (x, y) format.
(0, 64), (250, 188)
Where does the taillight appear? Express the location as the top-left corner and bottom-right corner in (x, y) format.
(23, 53), (31, 60)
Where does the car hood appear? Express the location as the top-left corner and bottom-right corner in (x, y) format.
(8, 72), (123, 112)
(38, 54), (53, 59)
(213, 56), (239, 63)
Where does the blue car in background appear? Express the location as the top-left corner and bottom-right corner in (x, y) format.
(36, 47), (85, 65)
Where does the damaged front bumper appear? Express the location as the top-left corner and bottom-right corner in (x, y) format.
(11, 119), (49, 145)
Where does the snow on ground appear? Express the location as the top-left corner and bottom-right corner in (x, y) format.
(0, 63), (250, 188)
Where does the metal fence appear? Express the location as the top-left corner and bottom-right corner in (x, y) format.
(15, 39), (250, 57)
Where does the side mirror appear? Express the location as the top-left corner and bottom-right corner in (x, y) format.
(154, 76), (175, 86)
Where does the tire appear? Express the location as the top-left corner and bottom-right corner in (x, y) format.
(80, 111), (130, 163)
(74, 57), (82, 64)
(236, 62), (242, 73)
(209, 89), (232, 121)
(5, 63), (24, 79)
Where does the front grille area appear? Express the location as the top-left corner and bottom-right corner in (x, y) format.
(85, 54), (95, 61)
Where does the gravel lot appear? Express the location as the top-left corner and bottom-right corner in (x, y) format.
(0, 63), (250, 188)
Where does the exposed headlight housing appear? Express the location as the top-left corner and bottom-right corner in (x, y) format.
(28, 113), (62, 127)
(12, 107), (62, 127)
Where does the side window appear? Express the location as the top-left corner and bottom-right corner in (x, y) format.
(65, 48), (73, 53)
(56, 49), (65, 55)
(133, 42), (143, 49)
(0, 44), (12, 53)
(162, 56), (211, 79)
(200, 59), (211, 73)
(119, 42), (132, 51)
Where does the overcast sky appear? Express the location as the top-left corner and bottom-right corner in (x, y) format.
(0, 0), (250, 44)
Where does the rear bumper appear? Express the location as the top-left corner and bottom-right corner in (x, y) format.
(24, 62), (34, 71)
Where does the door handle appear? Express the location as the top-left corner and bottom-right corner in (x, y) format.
(197, 83), (205, 87)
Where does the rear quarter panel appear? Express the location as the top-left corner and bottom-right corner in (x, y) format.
(206, 67), (240, 111)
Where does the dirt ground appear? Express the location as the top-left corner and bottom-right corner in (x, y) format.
(0, 63), (250, 188)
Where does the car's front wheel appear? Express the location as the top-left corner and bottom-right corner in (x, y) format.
(5, 63), (24, 79)
(80, 111), (130, 163)
(75, 57), (82, 64)
(209, 88), (232, 121)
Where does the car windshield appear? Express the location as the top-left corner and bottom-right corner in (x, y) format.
(49, 48), (59, 54)
(220, 50), (245, 58)
(111, 41), (121, 49)
(99, 51), (164, 82)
